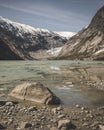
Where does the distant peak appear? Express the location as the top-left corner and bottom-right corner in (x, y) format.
(54, 31), (76, 39)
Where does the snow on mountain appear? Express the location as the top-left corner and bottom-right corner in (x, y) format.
(0, 16), (75, 40)
(55, 31), (76, 39)
(0, 16), (68, 59)
(0, 16), (51, 36)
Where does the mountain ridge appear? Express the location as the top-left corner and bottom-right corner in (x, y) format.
(0, 16), (67, 60)
(57, 6), (104, 60)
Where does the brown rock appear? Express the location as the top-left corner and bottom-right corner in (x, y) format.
(58, 119), (72, 129)
(9, 82), (60, 105)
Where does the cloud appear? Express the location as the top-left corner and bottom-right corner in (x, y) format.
(0, 2), (90, 32)
(0, 3), (88, 24)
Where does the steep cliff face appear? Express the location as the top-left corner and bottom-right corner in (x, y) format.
(0, 38), (23, 60)
(0, 31), (34, 60)
(0, 17), (67, 60)
(58, 6), (104, 60)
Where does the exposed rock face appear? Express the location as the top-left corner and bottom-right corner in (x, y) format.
(58, 6), (104, 60)
(0, 16), (67, 60)
(0, 33), (33, 60)
(9, 82), (60, 105)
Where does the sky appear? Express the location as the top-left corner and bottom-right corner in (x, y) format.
(0, 0), (104, 32)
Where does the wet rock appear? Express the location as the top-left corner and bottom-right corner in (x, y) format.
(9, 82), (60, 105)
(58, 119), (72, 129)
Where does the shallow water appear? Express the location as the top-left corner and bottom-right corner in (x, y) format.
(0, 60), (104, 107)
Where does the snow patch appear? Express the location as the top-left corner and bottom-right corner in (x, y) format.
(55, 31), (76, 39)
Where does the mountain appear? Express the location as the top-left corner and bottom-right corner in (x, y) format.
(57, 6), (104, 60)
(54, 32), (76, 39)
(0, 16), (67, 60)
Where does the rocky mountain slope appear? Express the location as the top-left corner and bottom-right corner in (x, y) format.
(57, 6), (104, 60)
(0, 16), (67, 60)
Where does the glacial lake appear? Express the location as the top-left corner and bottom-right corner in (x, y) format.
(0, 60), (104, 107)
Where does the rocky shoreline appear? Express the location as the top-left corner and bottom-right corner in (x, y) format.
(0, 101), (104, 130)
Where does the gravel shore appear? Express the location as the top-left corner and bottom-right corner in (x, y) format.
(0, 101), (104, 130)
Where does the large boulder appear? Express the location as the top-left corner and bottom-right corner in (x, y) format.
(9, 82), (60, 105)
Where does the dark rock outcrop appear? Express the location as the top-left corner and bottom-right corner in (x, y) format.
(57, 6), (104, 60)
(0, 32), (33, 60)
(9, 82), (60, 105)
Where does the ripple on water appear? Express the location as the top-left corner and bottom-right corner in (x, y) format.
(0, 60), (104, 107)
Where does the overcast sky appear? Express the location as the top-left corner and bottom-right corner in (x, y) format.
(0, 0), (104, 32)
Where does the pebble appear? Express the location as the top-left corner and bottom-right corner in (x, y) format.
(5, 102), (13, 106)
(52, 108), (57, 114)
(58, 119), (72, 129)
(56, 106), (63, 111)
(83, 122), (89, 126)
(28, 106), (37, 112)
(81, 107), (85, 110)
(58, 114), (65, 119)
(76, 104), (80, 108)
(99, 125), (104, 130)
(19, 121), (32, 129)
